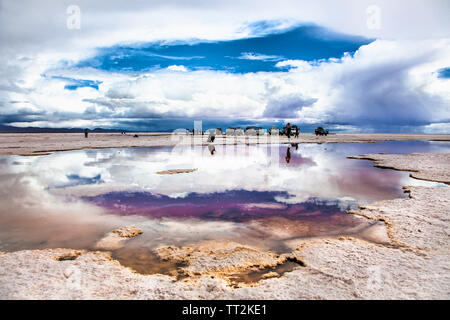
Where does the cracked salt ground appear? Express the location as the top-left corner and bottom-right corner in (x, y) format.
(109, 239), (308, 286)
(0, 141), (450, 299)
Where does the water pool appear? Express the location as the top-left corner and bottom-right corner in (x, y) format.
(0, 140), (448, 277)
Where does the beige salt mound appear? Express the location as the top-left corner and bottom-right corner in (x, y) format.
(233, 237), (450, 300)
(154, 240), (288, 278)
(261, 272), (280, 279)
(1, 237), (448, 299)
(348, 153), (450, 184)
(95, 226), (143, 251)
(0, 248), (231, 300)
(349, 186), (450, 251)
(156, 168), (197, 175)
(348, 152), (450, 250)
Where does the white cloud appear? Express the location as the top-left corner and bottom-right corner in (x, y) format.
(1, 1), (449, 130)
(275, 60), (314, 71)
(167, 65), (188, 72)
(4, 39), (450, 130)
(16, 143), (442, 205)
(238, 52), (284, 61)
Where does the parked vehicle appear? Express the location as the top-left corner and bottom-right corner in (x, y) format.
(226, 127), (237, 136)
(245, 126), (264, 136)
(315, 127), (329, 136)
(235, 128), (244, 135)
(206, 128), (221, 135)
(269, 127), (280, 135)
(174, 128), (190, 135)
(245, 128), (257, 136)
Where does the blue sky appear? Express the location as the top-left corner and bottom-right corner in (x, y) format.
(0, 0), (449, 133)
(76, 24), (372, 74)
(438, 67), (450, 79)
(48, 76), (102, 91)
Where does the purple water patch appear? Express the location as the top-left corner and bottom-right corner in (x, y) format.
(83, 190), (354, 222)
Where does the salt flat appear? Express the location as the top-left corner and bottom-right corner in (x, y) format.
(0, 132), (449, 156)
(0, 135), (449, 299)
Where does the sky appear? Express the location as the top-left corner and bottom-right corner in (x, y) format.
(0, 0), (449, 132)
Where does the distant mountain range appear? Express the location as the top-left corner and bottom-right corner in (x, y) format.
(0, 125), (126, 133)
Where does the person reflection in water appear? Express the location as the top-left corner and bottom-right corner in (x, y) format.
(208, 144), (216, 155)
(285, 146), (291, 163)
(207, 130), (216, 155)
(291, 143), (298, 150)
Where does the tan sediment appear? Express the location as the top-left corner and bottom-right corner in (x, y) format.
(0, 132), (449, 156)
(57, 250), (83, 261)
(262, 271), (280, 279)
(95, 226), (143, 251)
(153, 240), (302, 286)
(156, 168), (198, 175)
(111, 226), (143, 238)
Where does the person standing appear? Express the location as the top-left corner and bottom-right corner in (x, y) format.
(207, 130), (216, 143)
(84, 128), (88, 138)
(286, 123), (291, 140)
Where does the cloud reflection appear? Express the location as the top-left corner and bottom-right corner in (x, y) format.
(33, 142), (443, 204)
(0, 141), (445, 253)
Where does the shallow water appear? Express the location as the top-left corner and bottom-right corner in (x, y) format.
(0, 140), (448, 279)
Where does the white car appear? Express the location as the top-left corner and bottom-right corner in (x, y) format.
(206, 128), (221, 135)
(226, 127), (236, 136)
(226, 127), (245, 136)
(245, 126), (264, 136)
(173, 128), (190, 135)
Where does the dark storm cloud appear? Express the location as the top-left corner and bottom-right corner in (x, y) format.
(329, 52), (447, 127)
(263, 94), (317, 118)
